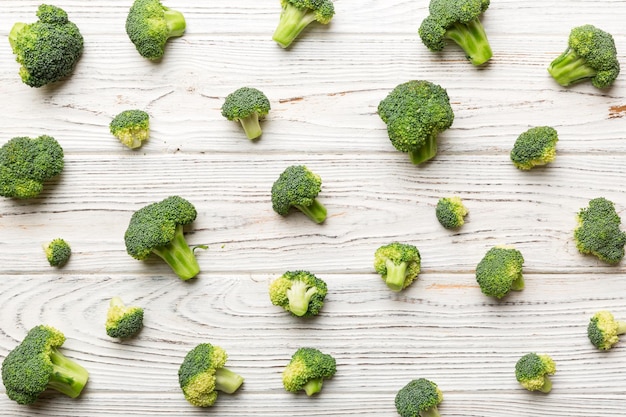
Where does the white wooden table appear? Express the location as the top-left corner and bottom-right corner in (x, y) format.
(1, 1), (626, 415)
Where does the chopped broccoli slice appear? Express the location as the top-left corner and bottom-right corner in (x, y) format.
(269, 270), (328, 317)
(110, 110), (150, 149)
(282, 347), (336, 396)
(475, 246), (524, 298)
(436, 196), (468, 229)
(271, 165), (327, 223)
(587, 310), (626, 350)
(221, 87), (271, 140)
(515, 353), (556, 393)
(272, 0), (335, 48)
(374, 242), (421, 292)
(510, 126), (558, 170)
(105, 297), (144, 339)
(44, 238), (71, 267)
(395, 378), (443, 417)
(574, 197), (626, 264)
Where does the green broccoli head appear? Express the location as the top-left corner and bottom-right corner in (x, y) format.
(0, 135), (65, 199)
(9, 4), (83, 88)
(515, 353), (556, 393)
(418, 0), (492, 66)
(374, 242), (421, 292)
(221, 87), (271, 140)
(178, 343), (244, 407)
(269, 270), (328, 317)
(109, 110), (150, 149)
(125, 0), (186, 60)
(271, 165), (327, 223)
(378, 80), (454, 165)
(548, 25), (620, 89)
(395, 378), (443, 417)
(475, 246), (524, 299)
(105, 297), (144, 339)
(574, 197), (626, 264)
(282, 347), (336, 396)
(44, 238), (71, 267)
(124, 196), (201, 280)
(587, 310), (626, 350)
(436, 196), (468, 229)
(273, 0), (335, 48)
(510, 126), (559, 170)
(1, 325), (89, 405)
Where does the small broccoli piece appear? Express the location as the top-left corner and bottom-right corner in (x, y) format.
(587, 310), (626, 350)
(110, 110), (150, 149)
(269, 270), (328, 317)
(178, 343), (244, 407)
(124, 196), (201, 280)
(378, 80), (454, 165)
(44, 238), (71, 267)
(436, 196), (468, 229)
(221, 87), (271, 140)
(1, 325), (89, 405)
(271, 165), (327, 223)
(125, 0), (186, 60)
(282, 347), (336, 396)
(0, 135), (64, 199)
(548, 25), (620, 89)
(9, 4), (83, 88)
(105, 297), (144, 339)
(395, 378), (443, 417)
(515, 353), (556, 393)
(374, 242), (421, 292)
(272, 0), (335, 48)
(574, 197), (626, 264)
(418, 0), (492, 66)
(475, 246), (524, 299)
(510, 126), (558, 170)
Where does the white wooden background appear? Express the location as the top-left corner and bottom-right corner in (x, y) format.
(1, 0), (626, 415)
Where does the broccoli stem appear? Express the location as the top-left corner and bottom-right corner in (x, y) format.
(239, 113), (263, 140)
(163, 7), (186, 38)
(286, 280), (318, 316)
(8, 23), (26, 49)
(215, 368), (244, 394)
(294, 199), (327, 224)
(47, 348), (89, 398)
(303, 378), (324, 396)
(385, 259), (408, 292)
(445, 19), (492, 66)
(537, 376), (552, 393)
(408, 133), (438, 165)
(617, 321), (626, 335)
(547, 49), (597, 86)
(510, 274), (525, 291)
(420, 407), (441, 417)
(272, 4), (317, 48)
(151, 225), (200, 280)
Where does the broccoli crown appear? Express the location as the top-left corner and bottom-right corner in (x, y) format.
(271, 165), (327, 223)
(0, 135), (64, 199)
(436, 196), (468, 229)
(574, 197), (626, 264)
(510, 126), (559, 170)
(273, 0), (335, 48)
(587, 310), (626, 350)
(105, 297), (144, 339)
(125, 0), (186, 60)
(281, 0), (335, 24)
(221, 87), (271, 121)
(9, 4), (83, 88)
(269, 270), (328, 317)
(1, 325), (89, 405)
(282, 347), (336, 395)
(44, 238), (71, 267)
(515, 353), (556, 392)
(109, 110), (150, 149)
(374, 242), (421, 292)
(395, 378), (443, 417)
(378, 80), (454, 165)
(475, 246), (525, 299)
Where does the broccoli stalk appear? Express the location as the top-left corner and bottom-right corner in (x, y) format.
(548, 49), (598, 86)
(286, 280), (319, 316)
(269, 271), (328, 317)
(293, 198), (327, 224)
(444, 19), (492, 66)
(162, 7), (186, 37)
(47, 349), (89, 398)
(214, 368), (246, 394)
(151, 224), (200, 281)
(383, 259), (409, 292)
(273, 4), (318, 48)
(374, 242), (421, 292)
(409, 132), (439, 165)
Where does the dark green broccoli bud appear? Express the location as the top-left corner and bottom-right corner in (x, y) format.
(0, 135), (64, 199)
(510, 126), (558, 170)
(475, 246), (524, 298)
(272, 0), (335, 48)
(395, 378), (443, 417)
(374, 242), (421, 292)
(109, 110), (150, 149)
(125, 0), (186, 60)
(178, 343), (244, 407)
(378, 80), (454, 165)
(587, 310), (626, 350)
(418, 0), (492, 66)
(124, 196), (201, 280)
(269, 270), (328, 317)
(44, 238), (71, 267)
(271, 165), (327, 223)
(282, 347), (336, 396)
(515, 353), (556, 393)
(574, 197), (626, 264)
(105, 297), (144, 339)
(1, 325), (89, 405)
(221, 87), (271, 140)
(436, 196), (468, 229)
(548, 25), (620, 89)
(9, 4), (83, 88)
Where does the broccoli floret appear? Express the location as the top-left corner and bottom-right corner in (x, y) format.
(515, 353), (556, 393)
(548, 25), (620, 89)
(269, 270), (328, 317)
(418, 0), (492, 66)
(272, 0), (335, 48)
(221, 87), (271, 140)
(436, 196), (468, 229)
(282, 347), (336, 396)
(125, 0), (186, 60)
(44, 238), (71, 267)
(510, 126), (559, 170)
(587, 310), (626, 350)
(378, 80), (455, 165)
(124, 196), (201, 280)
(574, 197), (626, 264)
(0, 135), (64, 199)
(374, 242), (421, 292)
(105, 297), (144, 339)
(271, 165), (327, 223)
(9, 4), (83, 88)
(475, 246), (524, 299)
(178, 343), (244, 407)
(395, 378), (443, 417)
(1, 325), (89, 405)
(110, 110), (150, 149)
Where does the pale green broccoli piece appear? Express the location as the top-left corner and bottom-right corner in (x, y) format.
(515, 353), (556, 393)
(587, 310), (626, 350)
